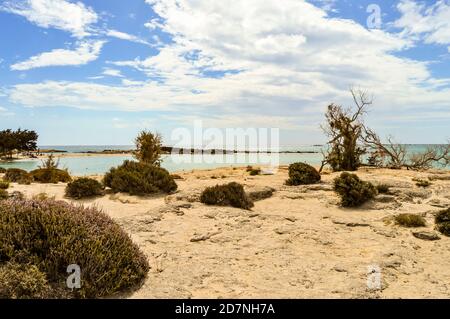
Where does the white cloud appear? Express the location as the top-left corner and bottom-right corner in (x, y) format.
(106, 29), (150, 45)
(395, 0), (450, 46)
(10, 41), (105, 71)
(7, 0), (450, 135)
(0, 0), (98, 38)
(0, 106), (14, 116)
(102, 67), (123, 78)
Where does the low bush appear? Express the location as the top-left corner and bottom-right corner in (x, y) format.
(103, 160), (177, 196)
(0, 189), (8, 200)
(30, 168), (71, 184)
(0, 167), (6, 173)
(200, 182), (254, 210)
(436, 222), (450, 237)
(435, 208), (450, 237)
(435, 208), (450, 224)
(0, 198), (150, 298)
(376, 184), (390, 194)
(333, 172), (377, 207)
(3, 168), (31, 183)
(0, 262), (51, 299)
(285, 162), (321, 186)
(0, 181), (9, 189)
(249, 169), (261, 176)
(394, 213), (426, 227)
(170, 174), (183, 180)
(413, 178), (431, 188)
(65, 178), (104, 199)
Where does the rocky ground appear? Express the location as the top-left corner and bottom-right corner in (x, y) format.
(6, 166), (450, 299)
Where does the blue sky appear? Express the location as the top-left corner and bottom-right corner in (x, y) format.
(0, 0), (449, 146)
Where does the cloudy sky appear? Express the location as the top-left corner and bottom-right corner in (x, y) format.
(0, 0), (449, 146)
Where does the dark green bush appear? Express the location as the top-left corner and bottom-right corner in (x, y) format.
(0, 262), (51, 299)
(65, 178), (104, 199)
(104, 160), (177, 196)
(30, 168), (72, 184)
(0, 189), (8, 200)
(200, 182), (254, 210)
(435, 208), (450, 224)
(435, 208), (450, 236)
(394, 213), (426, 227)
(249, 169), (261, 176)
(3, 168), (31, 183)
(0, 198), (149, 298)
(436, 222), (450, 237)
(0, 167), (6, 173)
(0, 181), (9, 189)
(415, 179), (431, 188)
(285, 162), (321, 186)
(376, 184), (390, 194)
(333, 172), (377, 207)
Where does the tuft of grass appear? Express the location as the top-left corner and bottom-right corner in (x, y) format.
(435, 208), (450, 237)
(0, 189), (8, 200)
(0, 180), (9, 189)
(0, 198), (150, 298)
(394, 213), (426, 228)
(200, 182), (254, 210)
(333, 172), (377, 207)
(376, 184), (390, 194)
(413, 178), (431, 188)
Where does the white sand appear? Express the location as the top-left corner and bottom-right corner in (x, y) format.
(5, 166), (450, 299)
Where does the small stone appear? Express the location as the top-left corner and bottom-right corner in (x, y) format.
(412, 231), (440, 241)
(285, 216), (297, 223)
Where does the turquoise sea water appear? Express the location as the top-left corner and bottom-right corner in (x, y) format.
(0, 145), (447, 176)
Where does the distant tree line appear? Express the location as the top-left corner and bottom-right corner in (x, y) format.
(0, 129), (38, 159)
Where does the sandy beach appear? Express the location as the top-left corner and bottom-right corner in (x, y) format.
(4, 166), (450, 299)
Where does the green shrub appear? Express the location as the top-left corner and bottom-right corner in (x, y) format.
(435, 208), (450, 236)
(65, 178), (104, 199)
(30, 168), (72, 184)
(0, 262), (51, 299)
(376, 184), (390, 194)
(435, 208), (450, 224)
(413, 178), (431, 188)
(394, 213), (426, 227)
(0, 181), (9, 189)
(0, 189), (8, 200)
(285, 162), (321, 186)
(0, 198), (150, 298)
(170, 174), (183, 180)
(0, 167), (6, 173)
(103, 160), (177, 196)
(200, 182), (254, 210)
(333, 172), (377, 207)
(3, 168), (31, 183)
(249, 169), (261, 176)
(436, 222), (450, 237)
(246, 166), (253, 172)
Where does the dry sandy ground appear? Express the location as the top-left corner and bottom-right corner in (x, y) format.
(5, 166), (450, 299)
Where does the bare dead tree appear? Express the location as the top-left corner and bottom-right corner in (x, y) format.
(320, 88), (372, 172)
(363, 127), (450, 170)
